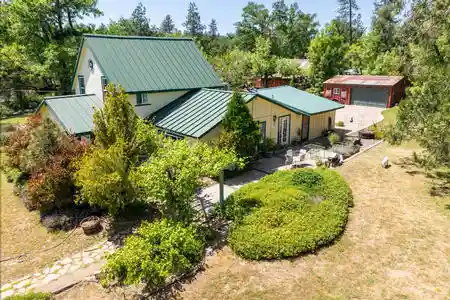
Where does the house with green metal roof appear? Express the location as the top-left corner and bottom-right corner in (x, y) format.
(38, 34), (343, 145)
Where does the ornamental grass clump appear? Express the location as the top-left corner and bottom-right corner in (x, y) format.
(222, 168), (352, 260)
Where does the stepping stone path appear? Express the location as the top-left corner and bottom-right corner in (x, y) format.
(0, 240), (116, 298)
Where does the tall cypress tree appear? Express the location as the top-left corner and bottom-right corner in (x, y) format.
(222, 91), (260, 160)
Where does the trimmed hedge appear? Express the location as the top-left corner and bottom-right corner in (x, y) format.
(221, 168), (352, 260)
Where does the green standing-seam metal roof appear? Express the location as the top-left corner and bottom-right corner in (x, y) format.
(38, 94), (104, 135)
(77, 34), (224, 93)
(256, 85), (344, 115)
(151, 89), (255, 138)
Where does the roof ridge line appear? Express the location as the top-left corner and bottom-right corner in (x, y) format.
(201, 88), (252, 95)
(83, 33), (194, 41)
(45, 94), (96, 100)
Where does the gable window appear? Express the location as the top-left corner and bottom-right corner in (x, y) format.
(136, 93), (149, 105)
(333, 88), (341, 95)
(101, 76), (108, 100)
(78, 75), (85, 94)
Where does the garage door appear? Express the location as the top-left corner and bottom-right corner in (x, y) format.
(351, 87), (388, 108)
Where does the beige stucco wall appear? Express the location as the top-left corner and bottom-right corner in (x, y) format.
(247, 96), (303, 143)
(128, 90), (189, 118)
(309, 111), (336, 139)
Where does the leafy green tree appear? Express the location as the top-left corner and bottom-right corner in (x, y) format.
(0, 0), (101, 100)
(221, 91), (260, 161)
(134, 139), (241, 222)
(272, 1), (319, 58)
(251, 36), (276, 88)
(211, 48), (252, 88)
(183, 2), (205, 36)
(385, 0), (450, 167)
(160, 14), (175, 34)
(307, 22), (347, 93)
(336, 0), (365, 44)
(234, 2), (271, 51)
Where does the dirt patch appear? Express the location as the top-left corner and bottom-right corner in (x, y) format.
(0, 173), (104, 284)
(177, 143), (450, 299)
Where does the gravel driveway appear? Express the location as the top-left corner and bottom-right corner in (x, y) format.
(335, 105), (385, 133)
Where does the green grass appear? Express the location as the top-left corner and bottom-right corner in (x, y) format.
(4, 292), (51, 300)
(381, 106), (399, 126)
(0, 114), (30, 134)
(220, 168), (353, 260)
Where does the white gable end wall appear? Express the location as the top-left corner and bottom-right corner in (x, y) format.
(129, 90), (189, 118)
(74, 47), (104, 100)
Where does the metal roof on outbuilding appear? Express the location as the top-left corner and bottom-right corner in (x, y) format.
(324, 75), (404, 87)
(256, 86), (344, 116)
(78, 34), (224, 93)
(150, 89), (255, 138)
(38, 94), (103, 135)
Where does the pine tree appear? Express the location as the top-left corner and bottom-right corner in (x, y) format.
(131, 2), (152, 36)
(336, 0), (364, 44)
(160, 14), (175, 34)
(182, 2), (205, 36)
(208, 19), (218, 37)
(222, 92), (260, 160)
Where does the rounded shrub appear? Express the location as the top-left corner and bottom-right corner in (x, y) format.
(223, 168), (352, 260)
(101, 219), (204, 288)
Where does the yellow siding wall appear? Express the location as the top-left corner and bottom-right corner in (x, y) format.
(309, 111), (336, 139)
(199, 124), (222, 142)
(247, 96), (303, 143)
(37, 104), (49, 117)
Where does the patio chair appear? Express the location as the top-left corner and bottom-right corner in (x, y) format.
(285, 149), (293, 165)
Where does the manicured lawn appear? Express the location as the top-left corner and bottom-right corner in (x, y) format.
(177, 142), (450, 299)
(0, 173), (104, 284)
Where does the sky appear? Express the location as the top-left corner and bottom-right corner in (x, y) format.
(85, 0), (376, 34)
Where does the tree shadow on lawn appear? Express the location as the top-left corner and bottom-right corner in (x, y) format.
(393, 155), (450, 198)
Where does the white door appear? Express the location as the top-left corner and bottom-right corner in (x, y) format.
(278, 115), (290, 145)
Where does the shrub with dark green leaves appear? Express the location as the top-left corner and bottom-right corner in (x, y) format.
(222, 168), (352, 260)
(101, 219), (204, 288)
(292, 169), (323, 188)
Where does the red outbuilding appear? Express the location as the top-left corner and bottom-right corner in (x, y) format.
(323, 75), (406, 108)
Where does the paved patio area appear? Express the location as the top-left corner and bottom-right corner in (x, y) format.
(335, 105), (384, 133)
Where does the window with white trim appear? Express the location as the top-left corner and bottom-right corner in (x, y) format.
(333, 88), (341, 95)
(78, 75), (85, 94)
(136, 93), (149, 105)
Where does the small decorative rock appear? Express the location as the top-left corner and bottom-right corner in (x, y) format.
(381, 156), (389, 168)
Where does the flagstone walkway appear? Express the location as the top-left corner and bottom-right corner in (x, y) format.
(0, 240), (116, 298)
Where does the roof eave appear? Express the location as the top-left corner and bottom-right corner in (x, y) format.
(70, 37), (86, 91)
